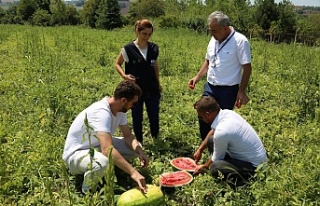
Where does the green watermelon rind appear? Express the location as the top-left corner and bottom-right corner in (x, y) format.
(170, 157), (197, 172)
(159, 170), (193, 188)
(116, 184), (165, 206)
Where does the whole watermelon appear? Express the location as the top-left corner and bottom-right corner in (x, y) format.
(117, 184), (165, 206)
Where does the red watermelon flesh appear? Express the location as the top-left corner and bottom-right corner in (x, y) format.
(170, 157), (197, 172)
(159, 171), (193, 187)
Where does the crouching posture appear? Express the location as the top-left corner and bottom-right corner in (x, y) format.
(193, 96), (267, 181)
(62, 80), (149, 193)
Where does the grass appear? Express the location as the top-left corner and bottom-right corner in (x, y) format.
(0, 24), (319, 205)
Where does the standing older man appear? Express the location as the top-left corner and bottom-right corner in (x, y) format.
(188, 11), (252, 140)
(193, 96), (267, 180)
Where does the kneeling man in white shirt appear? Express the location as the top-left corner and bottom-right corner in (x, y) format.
(193, 96), (267, 181)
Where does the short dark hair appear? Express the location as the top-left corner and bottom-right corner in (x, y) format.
(194, 96), (220, 113)
(114, 80), (142, 101)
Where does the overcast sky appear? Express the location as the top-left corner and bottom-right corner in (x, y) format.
(250, 0), (320, 6)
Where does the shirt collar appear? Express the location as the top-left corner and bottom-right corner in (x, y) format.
(211, 109), (224, 129)
(214, 26), (235, 44)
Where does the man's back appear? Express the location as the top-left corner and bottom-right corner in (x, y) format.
(212, 110), (267, 167)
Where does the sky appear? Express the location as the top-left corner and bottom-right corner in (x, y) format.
(250, 0), (320, 6)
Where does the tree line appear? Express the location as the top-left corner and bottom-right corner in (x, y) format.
(0, 0), (319, 45)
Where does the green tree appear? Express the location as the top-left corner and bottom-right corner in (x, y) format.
(128, 0), (165, 21)
(229, 0), (253, 35)
(95, 0), (122, 30)
(2, 5), (21, 24)
(207, 0), (234, 16)
(65, 5), (80, 25)
(204, 0), (253, 35)
(161, 0), (205, 30)
(308, 14), (320, 45)
(205, 0), (216, 7)
(254, 0), (279, 31)
(277, 0), (297, 42)
(31, 9), (51, 26)
(163, 0), (187, 17)
(17, 0), (50, 23)
(36, 0), (51, 13)
(0, 7), (5, 21)
(267, 20), (280, 42)
(50, 0), (67, 25)
(80, 0), (101, 28)
(17, 0), (38, 22)
(296, 14), (320, 45)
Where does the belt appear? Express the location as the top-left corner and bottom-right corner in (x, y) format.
(209, 82), (238, 87)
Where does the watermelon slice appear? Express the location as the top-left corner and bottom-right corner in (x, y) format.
(170, 157), (197, 172)
(159, 171), (193, 187)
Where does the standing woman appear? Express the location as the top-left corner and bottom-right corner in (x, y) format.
(115, 19), (162, 144)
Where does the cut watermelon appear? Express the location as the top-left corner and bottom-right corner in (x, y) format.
(159, 171), (193, 187)
(170, 157), (197, 172)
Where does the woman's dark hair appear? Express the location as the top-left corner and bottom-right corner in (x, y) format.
(135, 19), (154, 32)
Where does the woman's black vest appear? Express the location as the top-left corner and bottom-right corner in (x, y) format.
(124, 42), (159, 94)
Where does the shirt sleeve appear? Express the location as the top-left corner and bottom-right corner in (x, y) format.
(118, 113), (128, 126)
(237, 39), (251, 65)
(211, 128), (229, 161)
(121, 47), (129, 63)
(90, 108), (112, 133)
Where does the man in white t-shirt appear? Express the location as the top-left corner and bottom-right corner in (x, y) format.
(188, 11), (252, 141)
(193, 96), (267, 180)
(62, 80), (149, 193)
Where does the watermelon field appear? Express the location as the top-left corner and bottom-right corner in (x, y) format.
(0, 24), (320, 205)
